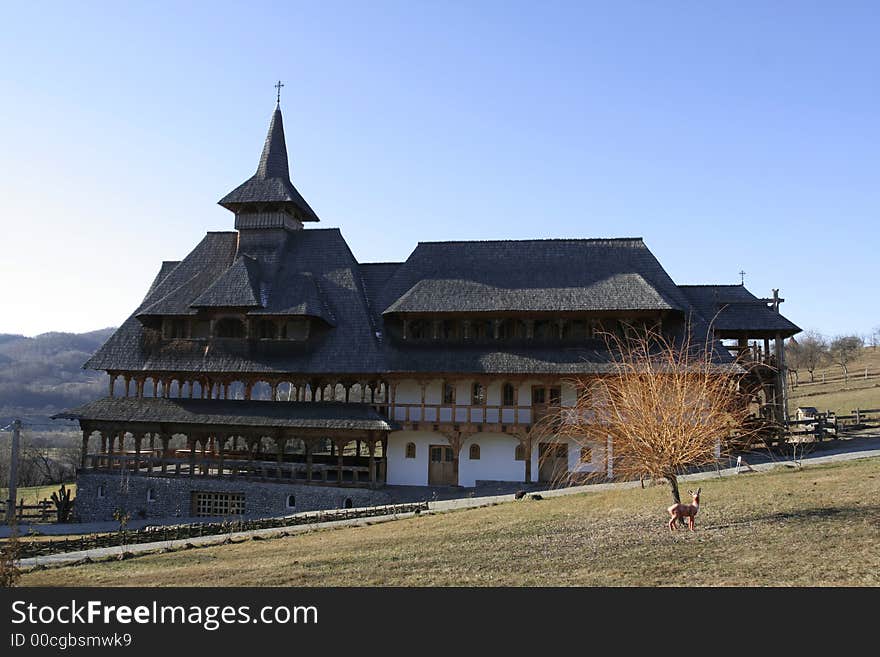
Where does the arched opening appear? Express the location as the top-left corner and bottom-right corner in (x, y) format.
(215, 317), (246, 339)
(469, 443), (481, 460)
(286, 494), (296, 509)
(343, 498), (353, 509)
(405, 442), (416, 459)
(515, 444), (526, 461)
(251, 381), (272, 401)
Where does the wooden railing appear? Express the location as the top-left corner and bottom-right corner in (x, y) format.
(389, 402), (533, 425)
(0, 499), (55, 522)
(83, 454), (383, 487)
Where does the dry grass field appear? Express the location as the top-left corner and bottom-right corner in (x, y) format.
(0, 483), (76, 506)
(19, 456), (880, 587)
(788, 347), (880, 414)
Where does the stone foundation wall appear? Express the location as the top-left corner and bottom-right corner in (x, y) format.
(74, 471), (394, 522)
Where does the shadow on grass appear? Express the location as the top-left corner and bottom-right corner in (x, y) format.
(708, 504), (880, 530)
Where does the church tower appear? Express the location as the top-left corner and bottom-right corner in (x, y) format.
(218, 94), (319, 231)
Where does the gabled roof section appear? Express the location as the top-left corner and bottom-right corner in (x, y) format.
(249, 271), (336, 326)
(379, 238), (690, 315)
(218, 105), (319, 222)
(678, 284), (801, 336)
(135, 232), (239, 317)
(190, 255), (263, 309)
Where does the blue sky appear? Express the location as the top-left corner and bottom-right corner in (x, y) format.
(0, 1), (877, 338)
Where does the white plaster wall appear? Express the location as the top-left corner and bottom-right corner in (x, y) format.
(459, 433), (526, 487)
(386, 431), (437, 486)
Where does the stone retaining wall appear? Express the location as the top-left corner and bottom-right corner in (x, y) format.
(74, 471), (393, 522)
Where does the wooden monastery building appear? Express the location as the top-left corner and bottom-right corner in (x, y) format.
(57, 101), (801, 521)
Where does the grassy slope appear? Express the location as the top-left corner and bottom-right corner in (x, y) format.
(788, 347), (880, 414)
(0, 483), (76, 506)
(20, 457), (880, 587)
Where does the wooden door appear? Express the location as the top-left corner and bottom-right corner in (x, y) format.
(538, 442), (568, 483)
(428, 445), (455, 485)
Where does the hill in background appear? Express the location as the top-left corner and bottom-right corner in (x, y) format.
(0, 328), (115, 428)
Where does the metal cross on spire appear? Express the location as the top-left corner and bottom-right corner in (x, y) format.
(739, 270), (746, 285)
(275, 80), (284, 105)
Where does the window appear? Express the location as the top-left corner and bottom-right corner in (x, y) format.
(164, 318), (188, 339)
(257, 319), (277, 339)
(286, 494), (296, 509)
(469, 444), (481, 460)
(215, 318), (246, 338)
(532, 386), (561, 405)
(443, 382), (456, 404)
(146, 488), (156, 503)
(343, 498), (353, 509)
(502, 383), (516, 406)
(580, 446), (592, 463)
(405, 442), (416, 459)
(192, 492), (245, 517)
(96, 485), (106, 499)
(471, 382), (486, 405)
(280, 319), (309, 340)
(532, 387), (546, 405)
(515, 444), (526, 461)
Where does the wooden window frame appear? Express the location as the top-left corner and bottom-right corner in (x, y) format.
(502, 382), (516, 406)
(471, 382), (486, 405)
(405, 442), (417, 459)
(442, 381), (456, 405)
(469, 443), (481, 460)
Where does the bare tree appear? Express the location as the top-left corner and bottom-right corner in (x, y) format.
(829, 335), (864, 385)
(800, 331), (829, 383)
(786, 337), (802, 387)
(562, 326), (753, 510)
(871, 326), (880, 351)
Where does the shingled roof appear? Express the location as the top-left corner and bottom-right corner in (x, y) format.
(218, 105), (319, 222)
(379, 239), (691, 315)
(191, 255), (262, 308)
(54, 397), (398, 431)
(678, 285), (801, 337)
(86, 228), (382, 373)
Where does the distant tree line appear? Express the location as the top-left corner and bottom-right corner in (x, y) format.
(0, 328), (113, 427)
(786, 326), (879, 386)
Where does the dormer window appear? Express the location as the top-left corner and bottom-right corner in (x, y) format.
(163, 318), (189, 339)
(215, 318), (246, 338)
(280, 319), (309, 340)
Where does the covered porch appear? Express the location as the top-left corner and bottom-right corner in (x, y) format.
(54, 397), (398, 489)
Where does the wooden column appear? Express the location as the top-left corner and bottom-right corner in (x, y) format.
(133, 433), (143, 472)
(335, 439), (347, 484)
(108, 374), (117, 398)
(368, 439), (377, 488)
(305, 439), (314, 482)
(187, 435), (196, 477)
(80, 430), (90, 468)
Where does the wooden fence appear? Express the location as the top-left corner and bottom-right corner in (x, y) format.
(0, 499), (56, 523)
(6, 501), (430, 560)
(782, 407), (880, 443)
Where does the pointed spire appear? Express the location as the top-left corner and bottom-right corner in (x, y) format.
(218, 102), (320, 224)
(255, 105), (290, 180)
